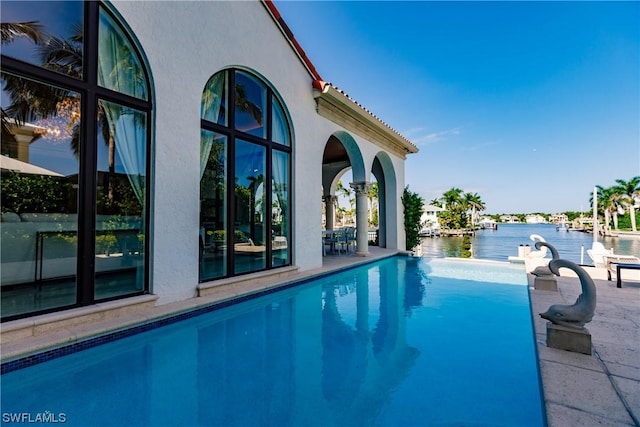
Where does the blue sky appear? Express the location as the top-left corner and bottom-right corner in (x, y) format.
(275, 1), (640, 214)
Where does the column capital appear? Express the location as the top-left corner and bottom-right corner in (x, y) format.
(349, 181), (371, 196)
(322, 195), (338, 204)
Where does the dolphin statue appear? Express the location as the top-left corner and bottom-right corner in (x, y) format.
(539, 259), (597, 330)
(531, 241), (560, 277)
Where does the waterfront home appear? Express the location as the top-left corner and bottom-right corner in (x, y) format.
(500, 215), (521, 223)
(420, 204), (444, 231)
(478, 217), (498, 229)
(0, 0), (417, 332)
(526, 214), (548, 224)
(549, 213), (569, 225)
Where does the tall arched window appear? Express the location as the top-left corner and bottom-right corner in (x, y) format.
(1, 1), (152, 320)
(200, 69), (291, 281)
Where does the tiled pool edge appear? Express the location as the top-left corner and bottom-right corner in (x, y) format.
(526, 279), (551, 427)
(1, 249), (401, 372)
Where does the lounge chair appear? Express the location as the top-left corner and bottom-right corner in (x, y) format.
(272, 236), (287, 250)
(234, 238), (266, 255)
(586, 242), (614, 268)
(604, 255), (640, 282)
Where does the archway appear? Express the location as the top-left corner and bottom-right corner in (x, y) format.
(372, 152), (398, 249)
(321, 132), (370, 255)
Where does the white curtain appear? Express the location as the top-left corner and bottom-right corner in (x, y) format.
(117, 109), (146, 204)
(97, 10), (146, 99)
(98, 10), (147, 205)
(272, 151), (289, 230)
(200, 73), (227, 179)
(271, 101), (289, 146)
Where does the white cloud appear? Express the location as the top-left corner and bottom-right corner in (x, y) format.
(409, 127), (462, 146)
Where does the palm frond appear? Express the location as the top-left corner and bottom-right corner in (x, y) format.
(1, 21), (45, 45)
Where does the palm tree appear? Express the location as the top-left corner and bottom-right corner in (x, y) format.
(463, 192), (485, 228)
(614, 177), (640, 232)
(428, 198), (442, 208)
(594, 185), (627, 232)
(336, 180), (352, 211)
(367, 181), (379, 226)
(441, 187), (463, 209)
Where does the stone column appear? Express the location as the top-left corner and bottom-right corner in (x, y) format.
(350, 181), (371, 256)
(323, 195), (337, 230)
(14, 134), (35, 163)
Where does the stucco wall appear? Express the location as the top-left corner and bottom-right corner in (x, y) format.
(109, 0), (406, 305)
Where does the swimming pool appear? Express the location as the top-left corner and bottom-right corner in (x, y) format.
(1, 256), (545, 426)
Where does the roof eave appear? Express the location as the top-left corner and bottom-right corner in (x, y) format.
(313, 83), (419, 159)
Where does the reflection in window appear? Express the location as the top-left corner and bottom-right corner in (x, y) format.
(1, 2), (152, 320)
(272, 98), (290, 147)
(200, 130), (227, 280)
(98, 9), (147, 100)
(0, 74), (80, 317)
(234, 71), (266, 138)
(0, 1), (84, 79)
(234, 140), (266, 274)
(95, 100), (147, 299)
(202, 73), (228, 126)
(272, 151), (290, 267)
(200, 69), (291, 280)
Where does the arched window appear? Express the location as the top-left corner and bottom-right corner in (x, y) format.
(1, 2), (152, 320)
(200, 69), (291, 281)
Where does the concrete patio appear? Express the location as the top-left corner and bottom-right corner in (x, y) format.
(529, 271), (640, 426)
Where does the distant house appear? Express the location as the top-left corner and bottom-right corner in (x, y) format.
(548, 213), (568, 224)
(478, 216), (498, 229)
(526, 214), (547, 224)
(500, 215), (521, 223)
(420, 205), (444, 229)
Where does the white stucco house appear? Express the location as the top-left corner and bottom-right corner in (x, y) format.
(420, 205), (444, 230)
(0, 0), (418, 322)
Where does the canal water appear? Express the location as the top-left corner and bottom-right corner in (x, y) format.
(421, 224), (640, 265)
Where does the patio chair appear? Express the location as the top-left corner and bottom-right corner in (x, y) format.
(586, 242), (614, 268)
(344, 227), (356, 253)
(323, 230), (338, 255)
(334, 229), (348, 255)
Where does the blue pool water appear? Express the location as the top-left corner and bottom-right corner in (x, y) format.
(1, 257), (545, 426)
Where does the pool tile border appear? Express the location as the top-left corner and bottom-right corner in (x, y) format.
(2, 252), (399, 375)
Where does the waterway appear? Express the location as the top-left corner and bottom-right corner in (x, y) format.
(421, 223), (640, 265)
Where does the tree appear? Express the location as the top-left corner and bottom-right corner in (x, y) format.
(367, 181), (379, 226)
(402, 186), (424, 251)
(613, 177), (640, 232)
(441, 187), (463, 209)
(463, 192), (485, 228)
(593, 185), (619, 232)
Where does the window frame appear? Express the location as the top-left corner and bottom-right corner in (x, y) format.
(0, 1), (153, 321)
(200, 68), (292, 281)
